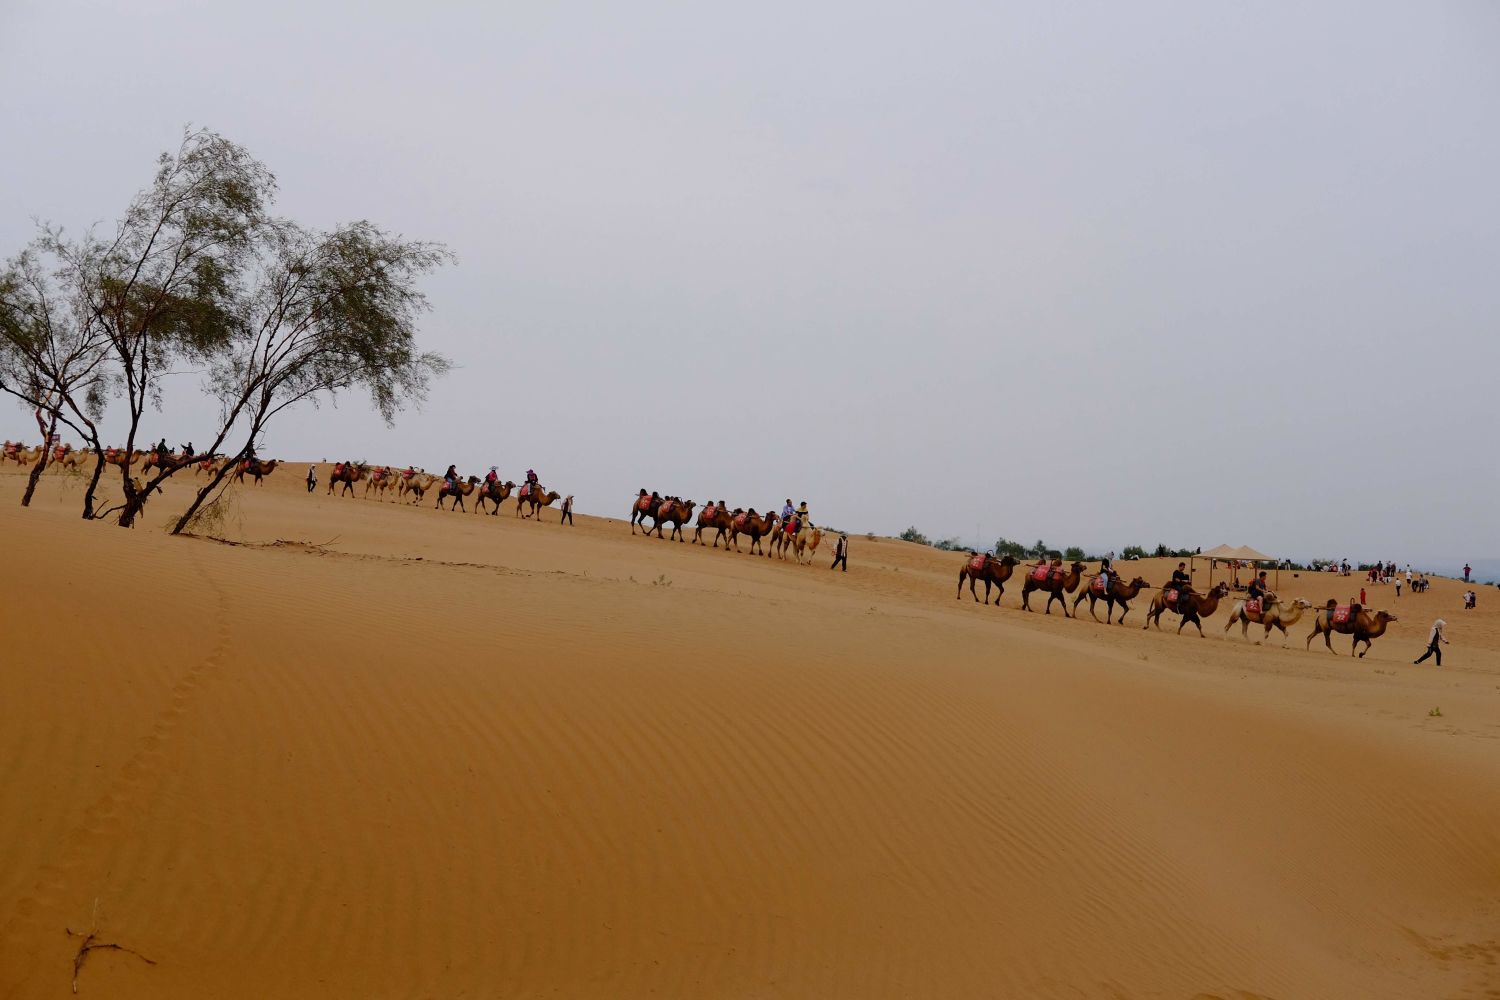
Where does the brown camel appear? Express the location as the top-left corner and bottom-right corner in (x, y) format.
(956, 553), (1019, 606)
(233, 458), (278, 486)
(1224, 596), (1313, 643)
(193, 456), (224, 477)
(363, 466), (399, 499)
(1071, 574), (1150, 624)
(4, 443), (43, 466)
(436, 475), (480, 511)
(396, 470), (428, 503)
(691, 503), (735, 548)
(728, 509), (779, 555)
(518, 486), (562, 520)
(101, 447), (135, 471)
(1305, 604), (1397, 657)
(646, 498), (696, 541)
(327, 462), (368, 497)
(629, 493), (662, 534)
(1143, 581), (1231, 636)
(474, 479), (517, 515)
(141, 450), (185, 476)
(1020, 560), (1086, 616)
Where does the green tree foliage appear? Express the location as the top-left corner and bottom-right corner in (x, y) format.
(899, 526), (929, 545)
(993, 537), (1029, 559)
(1121, 545), (1148, 560)
(1064, 546), (1085, 562)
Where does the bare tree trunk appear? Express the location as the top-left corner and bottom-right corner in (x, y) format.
(171, 442), (251, 535)
(21, 407), (58, 507)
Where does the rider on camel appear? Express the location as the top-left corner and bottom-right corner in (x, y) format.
(1099, 557), (1115, 591)
(485, 466), (499, 486)
(1169, 562), (1193, 607)
(1247, 571), (1271, 603)
(444, 464), (459, 492)
(796, 501), (811, 529)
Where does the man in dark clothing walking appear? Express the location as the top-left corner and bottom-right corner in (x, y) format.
(830, 533), (848, 572)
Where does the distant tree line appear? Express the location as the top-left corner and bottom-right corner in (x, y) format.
(896, 529), (1206, 563)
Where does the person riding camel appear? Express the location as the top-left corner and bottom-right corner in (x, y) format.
(444, 464), (459, 493)
(1169, 562), (1193, 608)
(781, 499), (794, 524)
(1247, 571), (1271, 603)
(796, 501), (810, 529)
(155, 437), (169, 459)
(485, 466), (499, 486)
(522, 468), (539, 498)
(1098, 557), (1115, 591)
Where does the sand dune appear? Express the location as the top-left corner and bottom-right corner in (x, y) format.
(2, 464), (1497, 998)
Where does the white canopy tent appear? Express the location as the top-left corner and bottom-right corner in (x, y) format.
(1199, 544), (1281, 590)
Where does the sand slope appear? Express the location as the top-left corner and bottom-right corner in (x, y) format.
(2, 465), (1498, 998)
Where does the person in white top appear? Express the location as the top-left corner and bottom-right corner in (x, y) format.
(1413, 619), (1449, 666)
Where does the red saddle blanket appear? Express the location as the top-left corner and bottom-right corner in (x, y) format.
(1331, 605), (1352, 625)
(1029, 565), (1056, 583)
(105, 448), (118, 459)
(969, 555), (988, 574)
(1091, 576), (1107, 593)
(1244, 598), (1262, 616)
(734, 513), (748, 529)
(521, 484), (533, 498)
(1164, 588), (1181, 606)
(333, 463), (344, 476)
(702, 503), (717, 519)
(2, 444), (18, 455)
(636, 495), (650, 511)
(53, 447), (68, 461)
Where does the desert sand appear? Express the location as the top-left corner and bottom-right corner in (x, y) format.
(2, 462), (1497, 999)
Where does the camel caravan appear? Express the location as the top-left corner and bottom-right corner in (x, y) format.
(628, 492), (823, 564)
(0, 440), (253, 480)
(951, 544), (1400, 654)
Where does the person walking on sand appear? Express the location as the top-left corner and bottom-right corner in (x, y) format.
(1395, 576), (1402, 597)
(306, 464), (317, 493)
(1359, 587), (1367, 606)
(559, 495), (574, 526)
(830, 533), (849, 572)
(1413, 618), (1449, 666)
(1463, 562), (1471, 582)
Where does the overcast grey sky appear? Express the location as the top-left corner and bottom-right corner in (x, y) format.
(3, 1), (1497, 562)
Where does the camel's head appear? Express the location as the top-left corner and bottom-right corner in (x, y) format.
(1212, 582), (1231, 597)
(1129, 577), (1148, 588)
(998, 555), (1018, 566)
(1375, 612), (1398, 622)
(1291, 598), (1314, 609)
(1070, 561), (1086, 573)
(504, 480), (517, 489)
